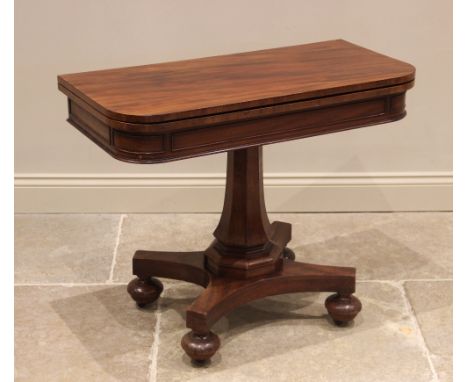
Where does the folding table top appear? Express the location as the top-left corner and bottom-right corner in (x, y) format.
(58, 39), (414, 124)
(58, 39), (415, 163)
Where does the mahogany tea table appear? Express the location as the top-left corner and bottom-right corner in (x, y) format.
(58, 39), (415, 364)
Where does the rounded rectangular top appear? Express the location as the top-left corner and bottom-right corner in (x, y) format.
(58, 39), (415, 124)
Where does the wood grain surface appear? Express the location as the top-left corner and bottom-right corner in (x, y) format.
(58, 39), (415, 163)
(58, 39), (415, 124)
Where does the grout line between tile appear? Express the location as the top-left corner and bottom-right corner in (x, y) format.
(13, 282), (182, 292)
(397, 278), (452, 282)
(147, 307), (162, 382)
(358, 278), (452, 283)
(397, 281), (440, 382)
(14, 279), (452, 287)
(14, 282), (129, 287)
(359, 279), (401, 286)
(107, 214), (127, 284)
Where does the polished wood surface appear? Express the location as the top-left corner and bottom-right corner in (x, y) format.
(58, 40), (414, 365)
(128, 243), (361, 362)
(127, 146), (362, 363)
(58, 39), (414, 123)
(207, 147), (290, 278)
(58, 40), (414, 163)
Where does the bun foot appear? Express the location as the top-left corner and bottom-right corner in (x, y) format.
(181, 330), (220, 363)
(325, 293), (362, 326)
(127, 277), (163, 307)
(282, 247), (296, 261)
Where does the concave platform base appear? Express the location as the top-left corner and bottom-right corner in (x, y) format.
(127, 147), (361, 364)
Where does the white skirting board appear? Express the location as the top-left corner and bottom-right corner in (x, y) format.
(14, 172), (452, 213)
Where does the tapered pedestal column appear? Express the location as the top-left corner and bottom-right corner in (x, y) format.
(206, 147), (287, 278)
(127, 146), (361, 364)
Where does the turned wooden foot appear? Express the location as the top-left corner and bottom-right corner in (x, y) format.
(127, 277), (163, 307)
(282, 247), (296, 261)
(181, 330), (220, 363)
(325, 293), (362, 326)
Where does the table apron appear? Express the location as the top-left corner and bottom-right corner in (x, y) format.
(66, 92), (406, 164)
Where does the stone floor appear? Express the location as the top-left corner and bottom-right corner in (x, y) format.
(14, 213), (452, 382)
